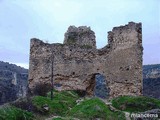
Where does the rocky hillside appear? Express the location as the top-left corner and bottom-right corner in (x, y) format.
(143, 64), (160, 99)
(0, 61), (28, 105)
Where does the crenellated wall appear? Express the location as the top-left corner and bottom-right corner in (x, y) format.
(29, 22), (143, 99)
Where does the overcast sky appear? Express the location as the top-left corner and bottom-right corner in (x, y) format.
(0, 0), (159, 68)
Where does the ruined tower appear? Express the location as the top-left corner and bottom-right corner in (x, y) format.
(28, 22), (143, 99)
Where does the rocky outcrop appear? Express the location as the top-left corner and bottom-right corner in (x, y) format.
(0, 61), (28, 105)
(143, 64), (160, 99)
(29, 22), (143, 99)
(143, 64), (160, 79)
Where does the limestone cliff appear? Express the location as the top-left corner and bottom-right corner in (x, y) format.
(29, 22), (143, 99)
(0, 61), (28, 105)
(143, 64), (160, 99)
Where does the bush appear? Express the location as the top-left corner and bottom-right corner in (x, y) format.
(11, 97), (37, 113)
(32, 83), (51, 96)
(74, 90), (86, 97)
(0, 106), (34, 120)
(112, 96), (160, 113)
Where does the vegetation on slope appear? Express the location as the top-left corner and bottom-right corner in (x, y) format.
(143, 64), (160, 72)
(67, 98), (125, 120)
(0, 61), (28, 105)
(1, 90), (160, 120)
(0, 61), (28, 73)
(32, 90), (79, 116)
(0, 106), (34, 120)
(112, 96), (160, 113)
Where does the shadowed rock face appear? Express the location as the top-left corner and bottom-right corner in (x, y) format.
(29, 22), (143, 99)
(0, 61), (28, 105)
(143, 64), (160, 99)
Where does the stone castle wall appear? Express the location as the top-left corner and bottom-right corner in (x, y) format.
(28, 22), (143, 99)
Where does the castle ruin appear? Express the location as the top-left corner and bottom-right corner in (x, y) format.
(28, 22), (143, 99)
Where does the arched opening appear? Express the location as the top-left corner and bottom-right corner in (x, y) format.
(86, 73), (110, 99)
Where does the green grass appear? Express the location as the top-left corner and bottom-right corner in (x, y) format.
(66, 39), (76, 45)
(4, 90), (160, 120)
(52, 118), (63, 120)
(47, 90), (79, 99)
(0, 106), (34, 120)
(52, 117), (75, 120)
(112, 96), (160, 113)
(47, 90), (79, 108)
(67, 98), (125, 120)
(80, 44), (92, 49)
(32, 90), (79, 116)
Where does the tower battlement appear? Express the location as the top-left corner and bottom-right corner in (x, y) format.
(64, 26), (96, 49)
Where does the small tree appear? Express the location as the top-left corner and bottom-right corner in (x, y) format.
(33, 83), (51, 96)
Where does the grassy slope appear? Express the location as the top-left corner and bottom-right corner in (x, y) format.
(112, 96), (160, 113)
(1, 90), (160, 120)
(0, 106), (34, 120)
(32, 90), (79, 116)
(67, 98), (125, 120)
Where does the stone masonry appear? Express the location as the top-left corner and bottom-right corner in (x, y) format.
(28, 22), (143, 99)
